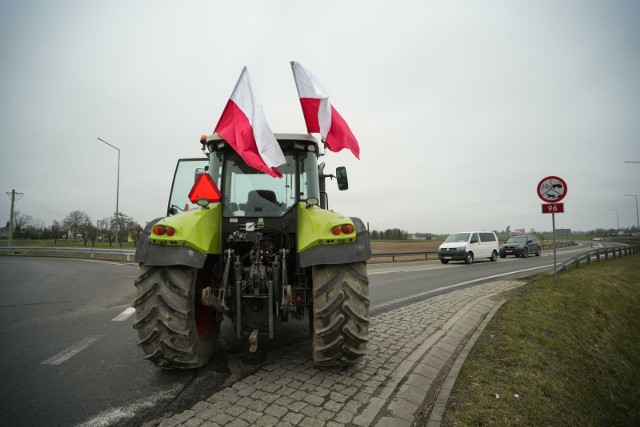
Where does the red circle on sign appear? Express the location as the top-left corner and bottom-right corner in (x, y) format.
(537, 176), (567, 203)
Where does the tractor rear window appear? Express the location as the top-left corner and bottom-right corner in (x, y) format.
(221, 149), (321, 217)
(223, 153), (297, 217)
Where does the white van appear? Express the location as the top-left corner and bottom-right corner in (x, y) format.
(438, 231), (499, 264)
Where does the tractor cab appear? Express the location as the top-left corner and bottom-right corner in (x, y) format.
(168, 133), (349, 220)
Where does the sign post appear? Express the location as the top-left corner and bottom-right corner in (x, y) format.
(537, 176), (568, 281)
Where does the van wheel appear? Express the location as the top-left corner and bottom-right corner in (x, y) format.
(490, 251), (498, 262)
(535, 247), (541, 256)
(465, 252), (474, 264)
(440, 259), (449, 264)
(523, 248), (529, 258)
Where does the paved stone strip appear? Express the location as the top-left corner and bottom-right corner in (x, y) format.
(426, 298), (507, 427)
(156, 280), (524, 427)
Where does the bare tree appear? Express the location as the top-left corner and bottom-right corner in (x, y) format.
(12, 210), (33, 237)
(78, 215), (94, 246)
(86, 222), (98, 247)
(112, 212), (140, 246)
(63, 210), (91, 242)
(98, 217), (115, 246)
(123, 215), (142, 245)
(50, 220), (62, 244)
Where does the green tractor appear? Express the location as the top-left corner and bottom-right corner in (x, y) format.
(133, 133), (371, 369)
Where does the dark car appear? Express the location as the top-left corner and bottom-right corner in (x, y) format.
(499, 235), (541, 258)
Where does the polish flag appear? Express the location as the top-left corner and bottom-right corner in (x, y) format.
(290, 61), (360, 159)
(214, 67), (286, 177)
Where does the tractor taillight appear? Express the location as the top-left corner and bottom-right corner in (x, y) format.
(332, 224), (355, 235)
(341, 224), (355, 234)
(153, 225), (175, 236)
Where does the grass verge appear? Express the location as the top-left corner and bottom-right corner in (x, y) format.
(440, 253), (640, 426)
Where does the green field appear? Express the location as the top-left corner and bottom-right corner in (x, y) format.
(436, 253), (640, 426)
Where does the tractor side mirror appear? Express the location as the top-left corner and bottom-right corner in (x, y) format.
(336, 166), (348, 191)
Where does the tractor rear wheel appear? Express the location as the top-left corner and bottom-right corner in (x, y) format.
(132, 265), (219, 369)
(311, 262), (370, 367)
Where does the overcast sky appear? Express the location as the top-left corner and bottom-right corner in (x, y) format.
(1, 0), (639, 235)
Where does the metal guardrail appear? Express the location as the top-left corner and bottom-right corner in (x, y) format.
(555, 244), (640, 273)
(370, 242), (574, 262)
(1, 246), (136, 262)
(371, 251), (436, 262)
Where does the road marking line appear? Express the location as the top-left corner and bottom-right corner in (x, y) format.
(76, 384), (183, 427)
(42, 335), (103, 366)
(112, 307), (135, 321)
(79, 259), (132, 266)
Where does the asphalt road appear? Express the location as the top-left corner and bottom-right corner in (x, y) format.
(0, 242), (609, 426)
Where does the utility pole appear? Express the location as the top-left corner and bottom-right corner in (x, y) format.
(6, 189), (23, 249)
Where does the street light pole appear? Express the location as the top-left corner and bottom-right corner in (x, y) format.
(97, 138), (121, 247)
(624, 194), (639, 237)
(609, 209), (619, 235)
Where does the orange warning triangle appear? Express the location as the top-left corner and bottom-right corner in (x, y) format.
(188, 173), (221, 204)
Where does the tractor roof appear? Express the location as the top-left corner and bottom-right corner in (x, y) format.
(202, 133), (320, 154)
(205, 133), (318, 143)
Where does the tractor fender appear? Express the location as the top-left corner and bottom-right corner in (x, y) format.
(299, 217), (371, 268)
(134, 217), (207, 269)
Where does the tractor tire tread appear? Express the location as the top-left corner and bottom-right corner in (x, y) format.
(133, 266), (218, 369)
(311, 262), (369, 367)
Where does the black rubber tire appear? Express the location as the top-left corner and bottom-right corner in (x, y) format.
(440, 259), (449, 264)
(523, 248), (529, 258)
(535, 247), (541, 256)
(311, 262), (370, 367)
(490, 251), (498, 262)
(132, 265), (219, 369)
(465, 252), (474, 264)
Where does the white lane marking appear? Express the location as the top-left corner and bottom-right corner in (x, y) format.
(42, 335), (103, 366)
(372, 264), (553, 311)
(77, 259), (138, 268)
(111, 307), (135, 322)
(75, 384), (183, 427)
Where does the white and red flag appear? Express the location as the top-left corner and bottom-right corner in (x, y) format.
(214, 67), (286, 177)
(290, 61), (360, 159)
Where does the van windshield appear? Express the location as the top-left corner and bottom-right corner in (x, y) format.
(444, 233), (470, 243)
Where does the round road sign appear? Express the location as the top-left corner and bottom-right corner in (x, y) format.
(537, 176), (567, 203)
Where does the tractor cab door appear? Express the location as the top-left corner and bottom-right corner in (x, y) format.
(166, 158), (210, 216)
